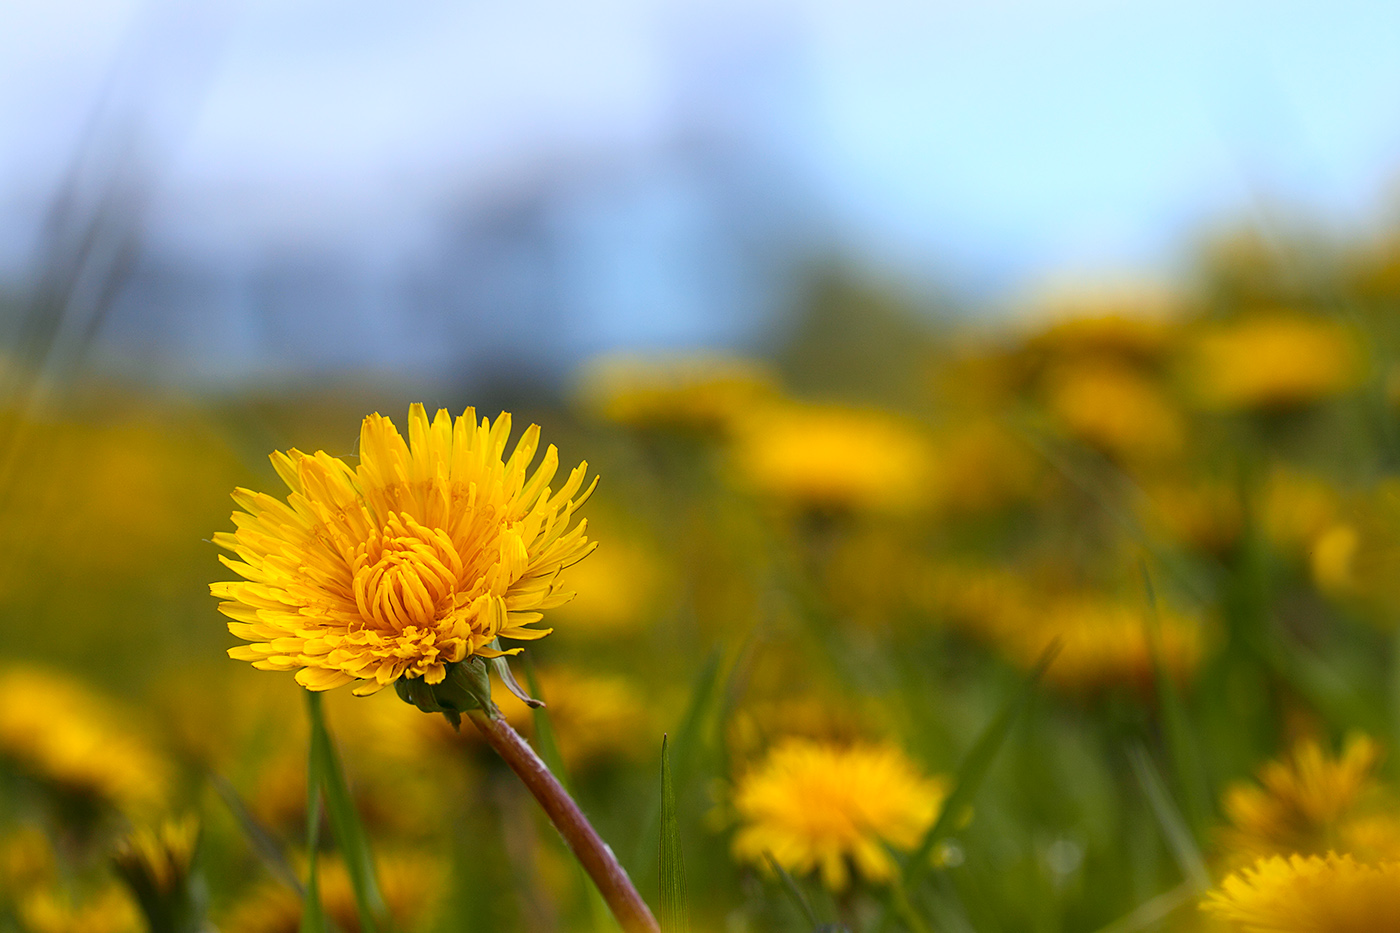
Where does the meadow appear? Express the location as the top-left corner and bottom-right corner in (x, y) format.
(3, 224), (1400, 933)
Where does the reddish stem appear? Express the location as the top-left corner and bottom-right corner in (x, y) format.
(467, 709), (660, 933)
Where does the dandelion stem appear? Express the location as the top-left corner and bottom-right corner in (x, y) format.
(467, 708), (660, 933)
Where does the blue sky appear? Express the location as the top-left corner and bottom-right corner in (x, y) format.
(3, 0), (1400, 364)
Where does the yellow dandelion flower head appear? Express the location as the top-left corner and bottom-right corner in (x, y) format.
(112, 815), (199, 896)
(1140, 478), (1242, 555)
(0, 667), (169, 813)
(927, 421), (1040, 515)
(925, 572), (1205, 693)
(1188, 313), (1363, 410)
(223, 851), (445, 933)
(732, 738), (947, 892)
(0, 826), (56, 894)
(1042, 360), (1184, 461)
(548, 527), (668, 635)
(17, 885), (141, 933)
(1305, 481), (1400, 622)
(1221, 734), (1388, 865)
(731, 404), (935, 514)
(577, 353), (777, 432)
(1203, 853), (1400, 933)
(1259, 468), (1341, 557)
(211, 405), (596, 695)
(1031, 597), (1205, 692)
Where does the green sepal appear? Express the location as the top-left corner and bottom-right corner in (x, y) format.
(393, 657), (498, 728)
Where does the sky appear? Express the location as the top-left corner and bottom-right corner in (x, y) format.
(2, 0), (1400, 374)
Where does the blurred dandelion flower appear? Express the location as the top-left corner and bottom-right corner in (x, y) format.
(1219, 734), (1400, 866)
(1203, 853), (1400, 932)
(112, 815), (198, 898)
(223, 852), (444, 933)
(17, 885), (142, 933)
(1030, 597), (1204, 692)
(1139, 478), (1242, 555)
(732, 739), (946, 891)
(927, 572), (1204, 692)
(578, 353), (777, 432)
(211, 405), (596, 694)
(1043, 360), (1184, 461)
(503, 667), (652, 769)
(549, 532), (667, 635)
(732, 404), (934, 513)
(0, 826), (56, 894)
(1188, 314), (1363, 410)
(0, 668), (168, 814)
(1259, 468), (1341, 557)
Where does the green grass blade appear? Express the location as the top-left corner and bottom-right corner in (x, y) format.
(659, 735), (690, 933)
(1127, 743), (1209, 892)
(904, 640), (1060, 887)
(1089, 881), (1197, 933)
(301, 691), (326, 933)
(764, 854), (820, 929)
(1140, 563), (1211, 832)
(306, 689), (386, 933)
(212, 773), (303, 896)
(631, 649), (724, 879)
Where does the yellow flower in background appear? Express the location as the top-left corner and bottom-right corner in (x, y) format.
(928, 421), (1040, 515)
(0, 668), (168, 814)
(505, 667), (653, 770)
(732, 739), (946, 891)
(1030, 597), (1204, 692)
(1259, 468), (1340, 557)
(577, 353), (777, 432)
(211, 405), (596, 694)
(1139, 478), (1242, 555)
(0, 826), (56, 894)
(1188, 314), (1363, 410)
(223, 852), (444, 933)
(549, 532), (667, 635)
(925, 569), (1205, 693)
(1043, 360), (1184, 461)
(1203, 854), (1400, 932)
(1304, 481), (1400, 622)
(732, 404), (934, 513)
(1219, 735), (1400, 866)
(16, 886), (141, 933)
(112, 816), (199, 897)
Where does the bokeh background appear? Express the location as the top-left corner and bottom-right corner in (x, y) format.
(6, 2), (1400, 931)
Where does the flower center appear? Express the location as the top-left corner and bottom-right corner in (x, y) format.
(351, 512), (464, 632)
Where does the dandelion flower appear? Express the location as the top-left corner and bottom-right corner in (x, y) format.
(223, 852), (444, 933)
(1203, 853), (1400, 932)
(210, 405), (596, 694)
(732, 739), (946, 891)
(732, 404), (934, 513)
(1188, 314), (1362, 410)
(1219, 735), (1400, 866)
(0, 667), (168, 814)
(1043, 361), (1184, 461)
(112, 816), (199, 898)
(577, 353), (777, 432)
(17, 885), (141, 933)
